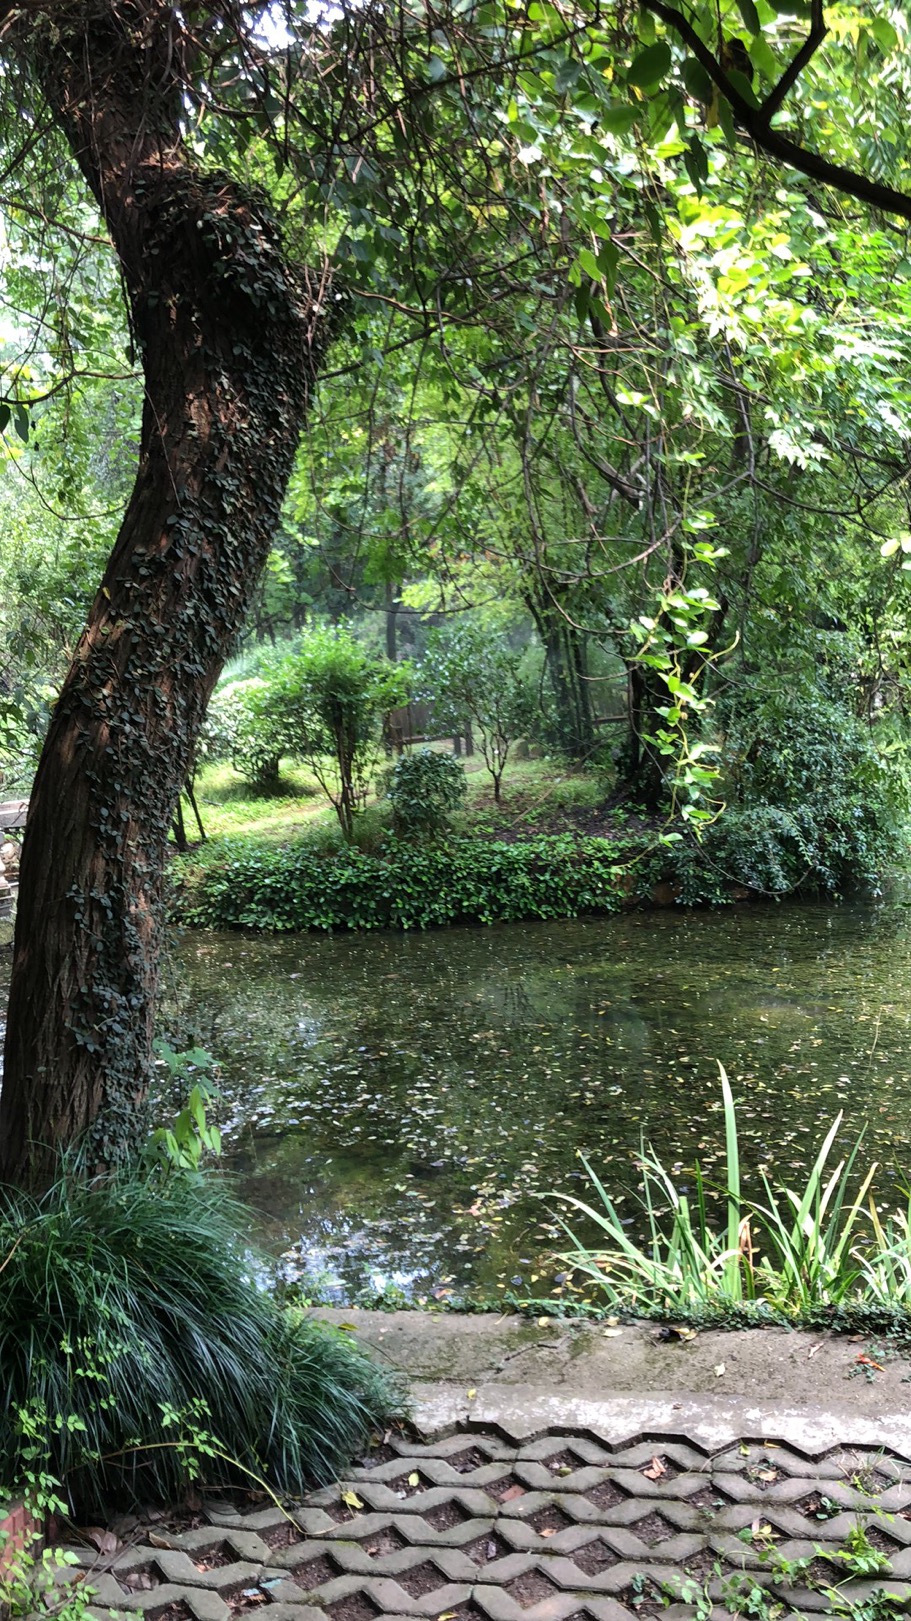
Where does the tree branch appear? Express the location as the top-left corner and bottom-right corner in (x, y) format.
(640, 0), (911, 223)
(757, 0), (826, 126)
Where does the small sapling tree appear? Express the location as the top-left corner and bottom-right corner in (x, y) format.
(279, 627), (411, 840)
(423, 624), (533, 803)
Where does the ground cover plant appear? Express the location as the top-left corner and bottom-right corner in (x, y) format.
(173, 829), (633, 931)
(0, 1164), (403, 1517)
(551, 1066), (911, 1324)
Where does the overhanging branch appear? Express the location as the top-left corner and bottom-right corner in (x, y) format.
(757, 0), (826, 126)
(640, 0), (911, 224)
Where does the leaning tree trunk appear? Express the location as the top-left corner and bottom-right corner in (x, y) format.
(0, 2), (327, 1186)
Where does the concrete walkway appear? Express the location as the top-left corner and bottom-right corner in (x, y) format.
(60, 1314), (911, 1621)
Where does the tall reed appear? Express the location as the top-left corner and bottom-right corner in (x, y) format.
(552, 1064), (899, 1317)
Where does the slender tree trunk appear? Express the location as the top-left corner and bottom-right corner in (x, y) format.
(0, 3), (327, 1186)
(526, 595), (594, 760)
(385, 579), (400, 662)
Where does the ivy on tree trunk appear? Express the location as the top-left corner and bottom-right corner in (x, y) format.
(0, 1), (330, 1187)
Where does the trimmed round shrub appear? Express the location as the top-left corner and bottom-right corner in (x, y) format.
(386, 749), (467, 838)
(0, 1168), (405, 1514)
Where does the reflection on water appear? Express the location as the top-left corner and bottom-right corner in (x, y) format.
(152, 896), (911, 1303)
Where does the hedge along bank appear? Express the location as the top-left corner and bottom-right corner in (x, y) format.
(170, 809), (887, 934)
(171, 833), (640, 932)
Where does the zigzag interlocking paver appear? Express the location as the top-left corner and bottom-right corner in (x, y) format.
(72, 1423), (911, 1621)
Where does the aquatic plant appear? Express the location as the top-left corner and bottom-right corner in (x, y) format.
(552, 1064), (888, 1316)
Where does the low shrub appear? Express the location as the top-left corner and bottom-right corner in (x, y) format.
(386, 749), (467, 838)
(0, 1168), (404, 1515)
(173, 832), (631, 931)
(694, 674), (906, 896)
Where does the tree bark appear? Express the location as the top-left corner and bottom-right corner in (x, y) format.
(0, 2), (328, 1186)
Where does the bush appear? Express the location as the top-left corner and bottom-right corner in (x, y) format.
(0, 1168), (403, 1515)
(277, 628), (412, 840)
(700, 675), (906, 894)
(202, 678), (295, 789)
(173, 832), (631, 931)
(386, 749), (467, 839)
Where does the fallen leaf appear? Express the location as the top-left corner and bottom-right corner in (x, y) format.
(540, 1528), (557, 1538)
(83, 1528), (120, 1556)
(642, 1456), (667, 1481)
(602, 1327), (622, 1338)
(758, 1469), (778, 1483)
(341, 1490), (363, 1509)
(807, 1342), (823, 1359)
(856, 1353), (884, 1371)
(408, 1472), (420, 1486)
(714, 1362), (726, 1377)
(338, 1323), (357, 1332)
(467, 1387), (477, 1399)
(499, 1484), (525, 1502)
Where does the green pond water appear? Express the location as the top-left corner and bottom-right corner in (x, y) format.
(158, 894), (911, 1305)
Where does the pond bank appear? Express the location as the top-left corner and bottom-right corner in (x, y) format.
(312, 1307), (911, 1452)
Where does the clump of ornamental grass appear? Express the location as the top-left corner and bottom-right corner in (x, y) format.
(551, 1064), (896, 1319)
(0, 1166), (405, 1516)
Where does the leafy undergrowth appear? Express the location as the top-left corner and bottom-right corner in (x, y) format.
(172, 830), (637, 931)
(0, 1167), (405, 1517)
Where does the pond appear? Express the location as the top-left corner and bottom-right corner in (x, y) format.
(156, 893), (911, 1305)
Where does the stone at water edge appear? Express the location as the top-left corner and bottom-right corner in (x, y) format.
(0, 839), (20, 879)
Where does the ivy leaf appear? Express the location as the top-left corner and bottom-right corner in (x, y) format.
(627, 42), (672, 89)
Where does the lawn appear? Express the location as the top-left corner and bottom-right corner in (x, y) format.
(186, 749), (613, 849)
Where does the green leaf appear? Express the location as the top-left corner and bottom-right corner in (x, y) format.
(736, 0), (760, 33)
(627, 42), (672, 89)
(599, 102), (639, 134)
(0, 404), (10, 434)
(14, 405), (29, 443)
(748, 35), (779, 82)
(682, 56), (715, 103)
(553, 55), (581, 94)
(578, 247), (601, 281)
(871, 17), (898, 52)
(724, 67), (760, 109)
(717, 94), (736, 144)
